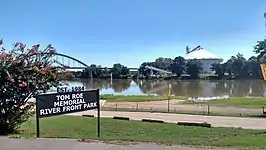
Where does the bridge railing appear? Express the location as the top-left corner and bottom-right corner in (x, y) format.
(145, 66), (172, 74)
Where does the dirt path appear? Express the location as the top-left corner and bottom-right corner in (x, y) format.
(71, 110), (266, 130)
(0, 136), (238, 150)
(103, 100), (262, 115)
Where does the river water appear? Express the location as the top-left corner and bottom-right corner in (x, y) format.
(67, 79), (266, 97)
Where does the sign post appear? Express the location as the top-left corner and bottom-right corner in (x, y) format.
(35, 86), (100, 138)
(36, 96), (40, 138)
(167, 84), (171, 112)
(96, 89), (100, 138)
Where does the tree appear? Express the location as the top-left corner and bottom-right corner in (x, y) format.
(111, 63), (130, 79)
(254, 39), (266, 63)
(185, 59), (203, 78)
(89, 64), (109, 78)
(231, 53), (247, 78)
(80, 64), (110, 79)
(138, 62), (153, 77)
(246, 56), (261, 78)
(153, 57), (173, 70)
(170, 56), (186, 77)
(211, 63), (224, 77)
(221, 53), (248, 78)
(0, 41), (71, 134)
(138, 57), (173, 78)
(254, 13), (266, 63)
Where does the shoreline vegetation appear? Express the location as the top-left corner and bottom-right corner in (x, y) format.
(100, 94), (266, 108)
(13, 115), (266, 149)
(71, 50), (264, 81)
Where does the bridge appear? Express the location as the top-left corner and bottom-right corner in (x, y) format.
(145, 65), (172, 76)
(36, 52), (172, 77)
(41, 52), (138, 71)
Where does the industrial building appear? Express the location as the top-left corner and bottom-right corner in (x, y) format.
(183, 46), (223, 74)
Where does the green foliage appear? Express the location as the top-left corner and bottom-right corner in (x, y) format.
(78, 63), (131, 79)
(153, 57), (173, 71)
(75, 63), (131, 79)
(82, 64), (110, 78)
(111, 63), (131, 79)
(211, 54), (262, 79)
(170, 56), (186, 77)
(254, 13), (266, 63)
(185, 59), (203, 78)
(210, 63), (224, 77)
(138, 62), (154, 77)
(254, 39), (266, 63)
(0, 41), (71, 134)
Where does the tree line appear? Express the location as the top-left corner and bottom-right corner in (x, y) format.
(77, 53), (263, 80)
(74, 63), (131, 79)
(76, 45), (266, 80)
(76, 13), (266, 80)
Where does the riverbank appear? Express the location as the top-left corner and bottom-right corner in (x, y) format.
(100, 94), (187, 102)
(76, 74), (254, 80)
(100, 95), (266, 117)
(184, 97), (266, 108)
(13, 115), (266, 149)
(100, 95), (266, 108)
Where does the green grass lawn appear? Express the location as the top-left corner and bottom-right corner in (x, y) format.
(185, 97), (266, 108)
(100, 94), (187, 102)
(14, 115), (266, 149)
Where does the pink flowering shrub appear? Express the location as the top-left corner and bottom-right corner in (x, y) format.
(0, 39), (73, 134)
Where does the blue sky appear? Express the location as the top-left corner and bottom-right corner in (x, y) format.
(1, 0), (266, 68)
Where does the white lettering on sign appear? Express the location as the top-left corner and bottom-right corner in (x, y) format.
(39, 91), (98, 117)
(56, 94), (70, 101)
(62, 104), (83, 112)
(84, 102), (97, 109)
(54, 99), (85, 107)
(72, 93), (83, 99)
(40, 107), (61, 116)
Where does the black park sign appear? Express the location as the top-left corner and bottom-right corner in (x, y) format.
(38, 90), (98, 117)
(35, 86), (100, 138)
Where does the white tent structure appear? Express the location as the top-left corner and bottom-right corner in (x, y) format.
(184, 46), (223, 73)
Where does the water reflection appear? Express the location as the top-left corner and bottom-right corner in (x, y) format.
(68, 79), (266, 97)
(78, 79), (132, 94)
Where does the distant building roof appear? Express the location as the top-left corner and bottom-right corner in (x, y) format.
(184, 49), (222, 60)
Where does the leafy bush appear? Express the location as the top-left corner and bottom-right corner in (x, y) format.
(0, 40), (72, 134)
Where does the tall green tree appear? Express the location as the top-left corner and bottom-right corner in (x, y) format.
(254, 39), (266, 63)
(153, 57), (173, 70)
(81, 64), (110, 78)
(138, 62), (152, 77)
(254, 13), (266, 63)
(211, 63), (224, 77)
(138, 58), (173, 77)
(231, 53), (247, 78)
(246, 56), (261, 78)
(170, 56), (186, 77)
(111, 63), (130, 79)
(186, 59), (203, 78)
